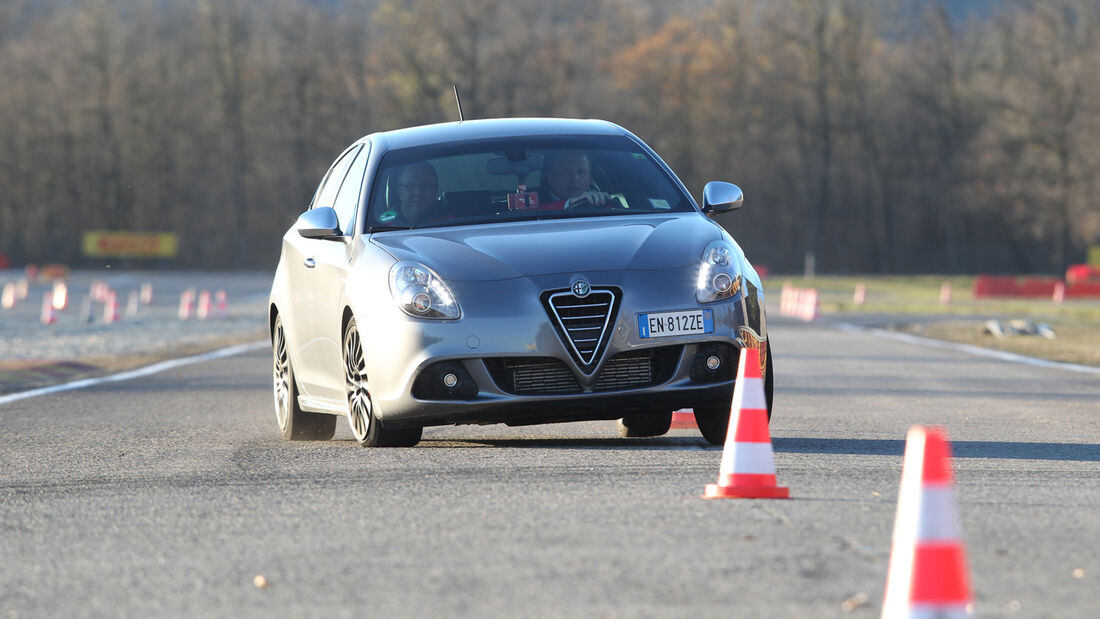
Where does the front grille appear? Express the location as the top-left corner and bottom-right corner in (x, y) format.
(594, 346), (682, 391)
(484, 358), (582, 395)
(544, 289), (618, 368)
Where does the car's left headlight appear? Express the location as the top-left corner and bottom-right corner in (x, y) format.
(389, 261), (461, 319)
(696, 240), (742, 303)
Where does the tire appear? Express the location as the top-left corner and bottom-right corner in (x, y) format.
(272, 315), (336, 441)
(343, 318), (422, 447)
(695, 342), (775, 446)
(617, 410), (673, 438)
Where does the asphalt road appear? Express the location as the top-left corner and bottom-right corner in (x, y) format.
(1, 316), (1098, 618)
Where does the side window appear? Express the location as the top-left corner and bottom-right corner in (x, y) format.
(314, 145), (361, 210)
(332, 142), (370, 234)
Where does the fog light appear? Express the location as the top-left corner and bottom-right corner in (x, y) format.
(713, 272), (733, 293)
(706, 355), (721, 371)
(411, 292), (432, 313)
(442, 372), (459, 388)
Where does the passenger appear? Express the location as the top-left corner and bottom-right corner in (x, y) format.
(539, 151), (612, 210)
(390, 161), (440, 225)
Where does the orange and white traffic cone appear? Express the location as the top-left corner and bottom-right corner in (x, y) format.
(703, 347), (789, 499)
(854, 282), (867, 305)
(670, 409), (697, 429)
(178, 288), (195, 320)
(882, 426), (973, 618)
(103, 290), (120, 324)
(41, 291), (58, 325)
(214, 289), (228, 318)
(52, 280), (69, 310)
(196, 290), (212, 319)
(1, 283), (15, 309)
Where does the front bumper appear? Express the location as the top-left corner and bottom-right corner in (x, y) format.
(359, 265), (748, 428)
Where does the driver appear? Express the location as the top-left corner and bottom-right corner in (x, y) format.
(389, 161), (440, 224)
(539, 151), (611, 210)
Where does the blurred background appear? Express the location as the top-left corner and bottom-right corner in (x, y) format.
(1, 0), (1098, 274)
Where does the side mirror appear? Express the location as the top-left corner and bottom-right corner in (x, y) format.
(702, 181), (744, 214)
(296, 207), (341, 239)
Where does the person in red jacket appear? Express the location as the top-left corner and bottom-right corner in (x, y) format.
(539, 151), (611, 210)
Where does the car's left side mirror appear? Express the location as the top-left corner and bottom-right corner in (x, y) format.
(702, 181), (744, 215)
(296, 207), (341, 239)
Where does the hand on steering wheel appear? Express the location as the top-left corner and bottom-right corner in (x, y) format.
(564, 191), (610, 210)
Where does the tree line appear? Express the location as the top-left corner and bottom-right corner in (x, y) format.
(1, 0), (1097, 273)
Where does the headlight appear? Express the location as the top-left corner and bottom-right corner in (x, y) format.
(696, 240), (742, 303)
(389, 261), (461, 319)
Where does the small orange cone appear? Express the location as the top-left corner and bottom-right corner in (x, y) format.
(703, 347), (789, 499)
(882, 426), (973, 618)
(1, 283), (15, 309)
(41, 292), (58, 325)
(670, 409), (697, 429)
(103, 290), (120, 323)
(52, 281), (69, 310)
(214, 289), (228, 318)
(178, 288), (195, 320)
(196, 290), (212, 319)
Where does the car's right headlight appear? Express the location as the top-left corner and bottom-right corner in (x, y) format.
(696, 240), (743, 303)
(388, 261), (461, 319)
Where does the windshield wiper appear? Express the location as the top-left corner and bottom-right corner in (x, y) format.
(367, 225), (409, 233)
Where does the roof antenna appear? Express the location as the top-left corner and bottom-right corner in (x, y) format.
(453, 84), (464, 122)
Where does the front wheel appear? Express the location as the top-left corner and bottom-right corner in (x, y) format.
(272, 315), (336, 441)
(343, 318), (422, 447)
(695, 343), (774, 446)
(617, 410), (673, 438)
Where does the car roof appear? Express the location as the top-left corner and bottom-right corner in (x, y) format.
(362, 118), (629, 152)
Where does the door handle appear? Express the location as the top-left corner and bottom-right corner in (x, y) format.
(303, 257), (316, 268)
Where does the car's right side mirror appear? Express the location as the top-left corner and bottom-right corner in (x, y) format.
(702, 181), (744, 215)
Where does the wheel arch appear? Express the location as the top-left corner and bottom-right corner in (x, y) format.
(269, 303), (280, 340)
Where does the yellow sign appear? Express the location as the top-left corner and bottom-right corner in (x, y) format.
(83, 231), (178, 258)
(1089, 245), (1100, 266)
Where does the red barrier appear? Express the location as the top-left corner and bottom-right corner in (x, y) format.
(974, 273), (1100, 298)
(1066, 264), (1100, 284)
(1017, 277), (1059, 296)
(972, 275), (1017, 297)
(1067, 282), (1100, 298)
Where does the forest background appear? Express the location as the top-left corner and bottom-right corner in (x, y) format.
(1, 0), (1098, 273)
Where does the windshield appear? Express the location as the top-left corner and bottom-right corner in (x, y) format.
(366, 135), (694, 231)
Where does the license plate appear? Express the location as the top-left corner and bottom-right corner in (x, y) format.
(637, 309), (714, 338)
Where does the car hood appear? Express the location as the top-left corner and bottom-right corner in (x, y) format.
(369, 214), (724, 281)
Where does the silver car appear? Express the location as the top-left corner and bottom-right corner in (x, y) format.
(269, 118), (772, 447)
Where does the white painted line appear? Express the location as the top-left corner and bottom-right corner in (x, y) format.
(0, 340), (269, 406)
(837, 323), (1100, 375)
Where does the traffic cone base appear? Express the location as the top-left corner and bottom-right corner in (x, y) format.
(704, 483), (789, 499)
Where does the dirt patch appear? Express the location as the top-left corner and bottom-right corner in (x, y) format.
(894, 320), (1100, 367)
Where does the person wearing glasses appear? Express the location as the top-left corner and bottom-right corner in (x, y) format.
(388, 161), (441, 225)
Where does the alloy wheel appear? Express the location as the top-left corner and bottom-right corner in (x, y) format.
(344, 326), (373, 442)
(273, 321), (291, 432)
